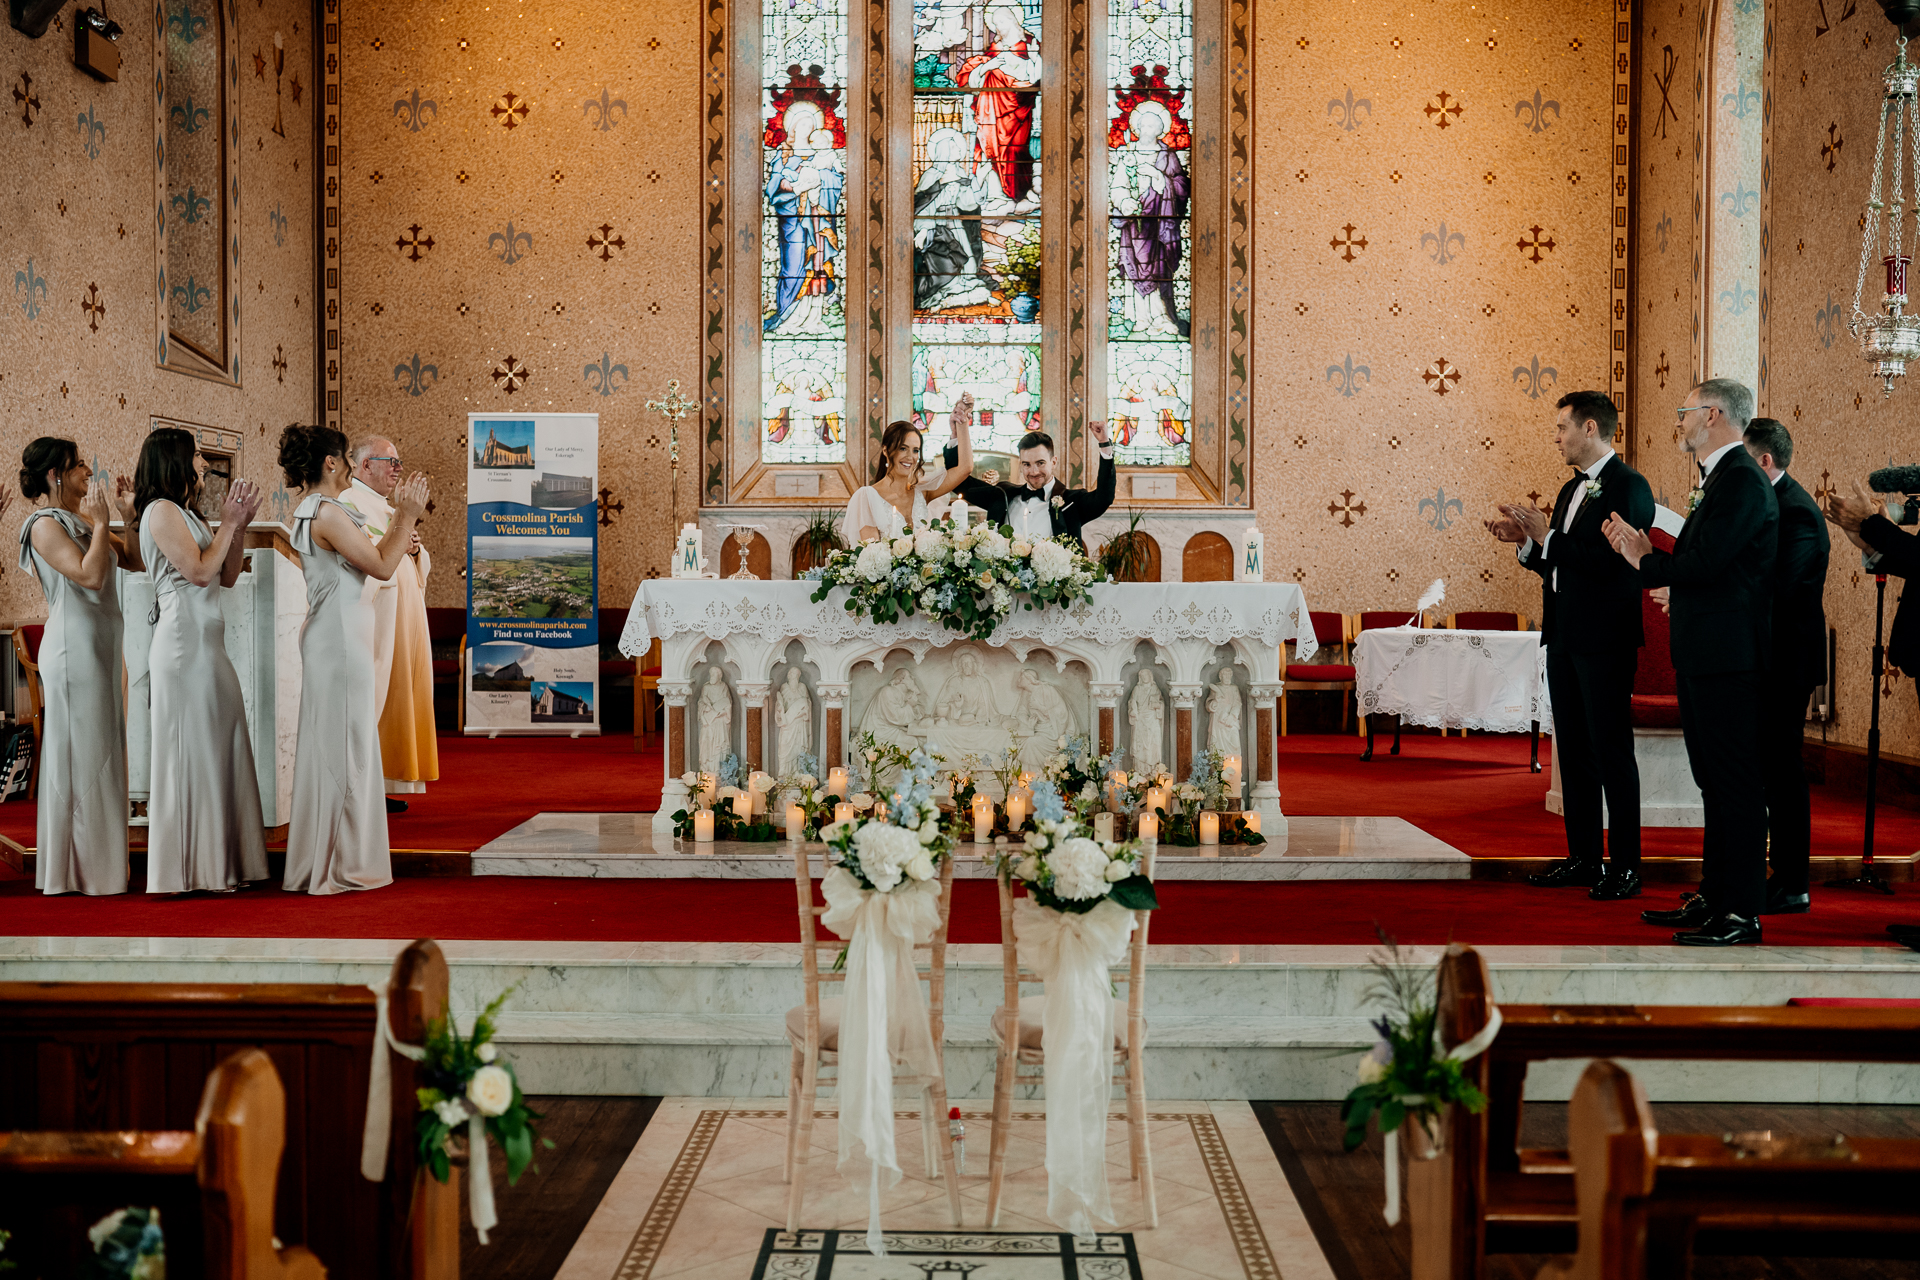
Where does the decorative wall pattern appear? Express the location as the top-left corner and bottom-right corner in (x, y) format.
(1, 0), (317, 624)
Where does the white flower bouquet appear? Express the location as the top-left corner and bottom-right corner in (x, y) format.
(806, 507), (1105, 640)
(1004, 778), (1158, 915)
(414, 987), (550, 1188)
(820, 748), (956, 892)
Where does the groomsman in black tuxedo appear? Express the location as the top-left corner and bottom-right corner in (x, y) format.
(1486, 390), (1654, 900)
(942, 423), (1117, 553)
(1603, 379), (1778, 946)
(1742, 419), (1829, 916)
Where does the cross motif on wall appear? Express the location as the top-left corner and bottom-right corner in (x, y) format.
(588, 223), (626, 260)
(1516, 225), (1556, 263)
(491, 92), (529, 129)
(80, 283), (105, 333)
(1823, 124), (1844, 172)
(1328, 490), (1367, 527)
(1422, 357), (1461, 395)
(13, 72), (39, 126)
(396, 224), (435, 261)
(1423, 90), (1462, 128)
(273, 344), (288, 382)
(597, 486), (625, 526)
(1330, 224), (1368, 262)
(491, 355), (528, 394)
(1655, 350), (1671, 389)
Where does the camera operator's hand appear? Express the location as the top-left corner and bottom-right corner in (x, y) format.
(1826, 480), (1886, 534)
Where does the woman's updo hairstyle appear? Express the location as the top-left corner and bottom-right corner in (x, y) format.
(277, 423), (349, 490)
(872, 419), (924, 485)
(18, 437), (80, 501)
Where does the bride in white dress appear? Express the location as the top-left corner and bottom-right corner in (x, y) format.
(841, 394), (975, 544)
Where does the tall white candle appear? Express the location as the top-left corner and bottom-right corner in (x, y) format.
(786, 802), (804, 840)
(827, 767), (849, 798)
(1136, 812), (1157, 842)
(1006, 793), (1027, 831)
(973, 794), (993, 844)
(693, 810), (716, 843)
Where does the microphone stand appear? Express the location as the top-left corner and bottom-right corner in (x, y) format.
(1832, 573), (1896, 894)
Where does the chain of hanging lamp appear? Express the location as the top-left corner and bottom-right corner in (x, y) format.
(1851, 35), (1920, 396)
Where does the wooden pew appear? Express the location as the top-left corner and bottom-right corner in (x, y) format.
(1538, 1059), (1920, 1280)
(1408, 945), (1920, 1280)
(0, 1047), (326, 1278)
(0, 939), (457, 1280)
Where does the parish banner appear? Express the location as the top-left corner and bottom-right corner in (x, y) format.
(465, 412), (600, 734)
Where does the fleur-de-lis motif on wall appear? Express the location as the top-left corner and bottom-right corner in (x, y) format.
(1421, 222), (1466, 265)
(1655, 211), (1673, 253)
(171, 186), (213, 224)
(76, 104), (106, 159)
(1511, 355), (1560, 400)
(1326, 86), (1371, 132)
(1719, 182), (1758, 218)
(1326, 353), (1371, 399)
(14, 259), (49, 320)
(170, 96), (211, 134)
(171, 275), (212, 314)
(269, 486), (292, 523)
(583, 352), (629, 397)
(166, 1), (208, 42)
(1719, 279), (1757, 317)
(393, 353), (439, 396)
(1814, 293), (1843, 349)
(1722, 79), (1761, 120)
(582, 86), (627, 132)
(269, 204), (288, 246)
(488, 221), (533, 265)
(1513, 88), (1561, 134)
(1419, 487), (1465, 532)
(393, 88), (438, 133)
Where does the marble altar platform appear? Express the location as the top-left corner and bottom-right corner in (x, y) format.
(468, 812), (1470, 880)
(9, 935), (1916, 1105)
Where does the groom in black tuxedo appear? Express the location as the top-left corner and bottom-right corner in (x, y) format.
(1604, 378), (1779, 946)
(942, 422), (1117, 552)
(1487, 390), (1654, 901)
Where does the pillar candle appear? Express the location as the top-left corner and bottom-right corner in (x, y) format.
(1240, 525), (1265, 582)
(1146, 786), (1168, 814)
(699, 775), (717, 807)
(1136, 812), (1157, 842)
(1242, 811), (1261, 836)
(835, 801), (855, 826)
(1222, 757), (1241, 795)
(693, 810), (716, 843)
(827, 768), (849, 798)
(951, 499), (969, 528)
(1198, 811), (1220, 845)
(786, 803), (804, 839)
(732, 792), (752, 823)
(1093, 812), (1115, 841)
(1006, 793), (1026, 831)
(973, 794), (993, 844)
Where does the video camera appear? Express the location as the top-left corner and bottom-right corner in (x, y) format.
(1868, 466), (1920, 525)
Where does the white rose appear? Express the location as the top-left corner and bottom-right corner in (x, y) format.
(914, 527), (946, 560)
(891, 535), (915, 559)
(866, 749), (880, 761)
(1031, 539), (1074, 584)
(1011, 538), (1033, 558)
(1026, 830), (1049, 851)
(851, 792), (876, 810)
(749, 771), (775, 792)
(856, 541), (894, 583)
(680, 771), (699, 786)
(1049, 836), (1112, 900)
(919, 818), (939, 840)
(1357, 1057), (1389, 1085)
(818, 819), (850, 843)
(796, 773), (818, 789)
(1104, 859), (1131, 882)
(467, 1064), (515, 1117)
(477, 1042), (498, 1063)
(1015, 855), (1041, 881)
(906, 852), (936, 881)
(433, 1097), (470, 1126)
(718, 786), (741, 801)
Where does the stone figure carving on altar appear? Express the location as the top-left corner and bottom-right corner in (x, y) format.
(1014, 668), (1073, 771)
(924, 649), (1014, 760)
(1207, 667), (1243, 765)
(1128, 671), (1166, 775)
(774, 668), (813, 777)
(863, 668), (928, 755)
(696, 667), (734, 774)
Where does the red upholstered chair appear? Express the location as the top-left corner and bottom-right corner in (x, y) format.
(11, 626), (44, 799)
(1445, 610), (1530, 632)
(1631, 527), (1683, 728)
(1282, 611), (1354, 735)
(425, 608), (466, 733)
(636, 639), (663, 748)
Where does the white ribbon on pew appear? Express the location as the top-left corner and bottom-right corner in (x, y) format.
(1382, 1003), (1503, 1226)
(359, 986), (502, 1246)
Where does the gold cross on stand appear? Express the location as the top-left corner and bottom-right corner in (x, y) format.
(646, 379), (698, 541)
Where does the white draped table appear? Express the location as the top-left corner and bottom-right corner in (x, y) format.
(1353, 627), (1552, 766)
(618, 580), (1315, 836)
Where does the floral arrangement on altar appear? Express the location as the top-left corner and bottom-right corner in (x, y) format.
(1004, 779), (1158, 914)
(669, 758), (783, 842)
(1039, 733), (1127, 819)
(414, 988), (551, 1188)
(805, 508), (1106, 641)
(1339, 934), (1487, 1156)
(820, 748), (957, 891)
(1137, 747), (1264, 847)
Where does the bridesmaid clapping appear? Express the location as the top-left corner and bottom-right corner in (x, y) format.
(17, 438), (142, 895)
(278, 425), (429, 895)
(136, 428), (269, 893)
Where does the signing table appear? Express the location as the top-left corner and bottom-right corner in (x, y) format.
(618, 580), (1315, 836)
(1353, 626), (1550, 769)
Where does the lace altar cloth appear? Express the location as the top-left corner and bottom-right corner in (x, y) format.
(1354, 627), (1554, 735)
(618, 580), (1316, 662)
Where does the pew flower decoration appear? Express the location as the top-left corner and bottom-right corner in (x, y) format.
(1004, 779), (1158, 914)
(414, 986), (550, 1190)
(821, 747), (955, 891)
(86, 1208), (164, 1279)
(808, 507), (1106, 640)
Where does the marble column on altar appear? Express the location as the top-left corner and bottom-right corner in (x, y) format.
(663, 681), (693, 815)
(819, 684), (847, 770)
(1171, 683), (1199, 771)
(1092, 683), (1121, 756)
(741, 682), (769, 772)
(1250, 681), (1284, 836)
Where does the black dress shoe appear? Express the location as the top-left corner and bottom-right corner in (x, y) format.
(1589, 868), (1642, 901)
(1527, 859), (1604, 889)
(1641, 893), (1711, 927)
(1888, 922), (1920, 940)
(1761, 884), (1811, 915)
(385, 797), (409, 815)
(1674, 912), (1762, 946)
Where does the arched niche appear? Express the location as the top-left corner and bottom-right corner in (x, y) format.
(1181, 531), (1233, 582)
(719, 530), (774, 581)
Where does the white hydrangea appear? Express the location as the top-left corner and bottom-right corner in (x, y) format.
(920, 588), (937, 609)
(1050, 836), (1112, 900)
(914, 527), (947, 560)
(1030, 539), (1074, 584)
(976, 530), (1011, 561)
(857, 542), (894, 582)
(854, 820), (925, 892)
(990, 585), (1012, 611)
(953, 548), (973, 568)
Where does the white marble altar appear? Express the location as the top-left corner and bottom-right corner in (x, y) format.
(1546, 725), (1705, 827)
(618, 581), (1316, 837)
(118, 522), (305, 828)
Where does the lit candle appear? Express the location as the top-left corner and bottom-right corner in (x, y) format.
(835, 801), (855, 825)
(1242, 810), (1261, 836)
(699, 775), (717, 807)
(786, 802), (804, 840)
(1108, 770), (1128, 810)
(1136, 812), (1157, 842)
(827, 767), (849, 798)
(693, 810), (716, 843)
(973, 794), (993, 844)
(1093, 812), (1115, 841)
(951, 498), (969, 528)
(1006, 792), (1027, 831)
(1199, 811), (1220, 845)
(732, 792), (752, 823)
(1146, 786), (1168, 814)
(1222, 757), (1241, 798)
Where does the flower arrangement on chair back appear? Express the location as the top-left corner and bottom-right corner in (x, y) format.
(1003, 778), (1157, 914)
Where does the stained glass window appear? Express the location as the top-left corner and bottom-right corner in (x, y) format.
(910, 1), (1045, 458)
(761, 0), (851, 464)
(1106, 3), (1192, 467)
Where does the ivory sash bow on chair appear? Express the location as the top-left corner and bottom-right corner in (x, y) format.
(358, 986), (501, 1245)
(1380, 1003), (1504, 1226)
(820, 867), (942, 1255)
(1012, 895), (1137, 1237)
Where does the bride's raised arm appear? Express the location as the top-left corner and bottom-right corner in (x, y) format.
(923, 392), (974, 500)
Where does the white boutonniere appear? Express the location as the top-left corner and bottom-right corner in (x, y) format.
(1050, 494), (1065, 511)
(1684, 486), (1704, 514)
(1584, 478), (1603, 499)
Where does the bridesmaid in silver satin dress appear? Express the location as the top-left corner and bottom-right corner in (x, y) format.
(17, 438), (142, 894)
(134, 428), (268, 893)
(277, 425), (429, 894)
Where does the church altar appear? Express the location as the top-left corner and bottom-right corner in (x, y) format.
(618, 580), (1316, 837)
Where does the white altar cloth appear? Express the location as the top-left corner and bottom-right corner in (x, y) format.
(617, 581), (1316, 661)
(1353, 627), (1551, 734)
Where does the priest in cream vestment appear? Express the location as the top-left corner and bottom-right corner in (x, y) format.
(341, 437), (439, 802)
